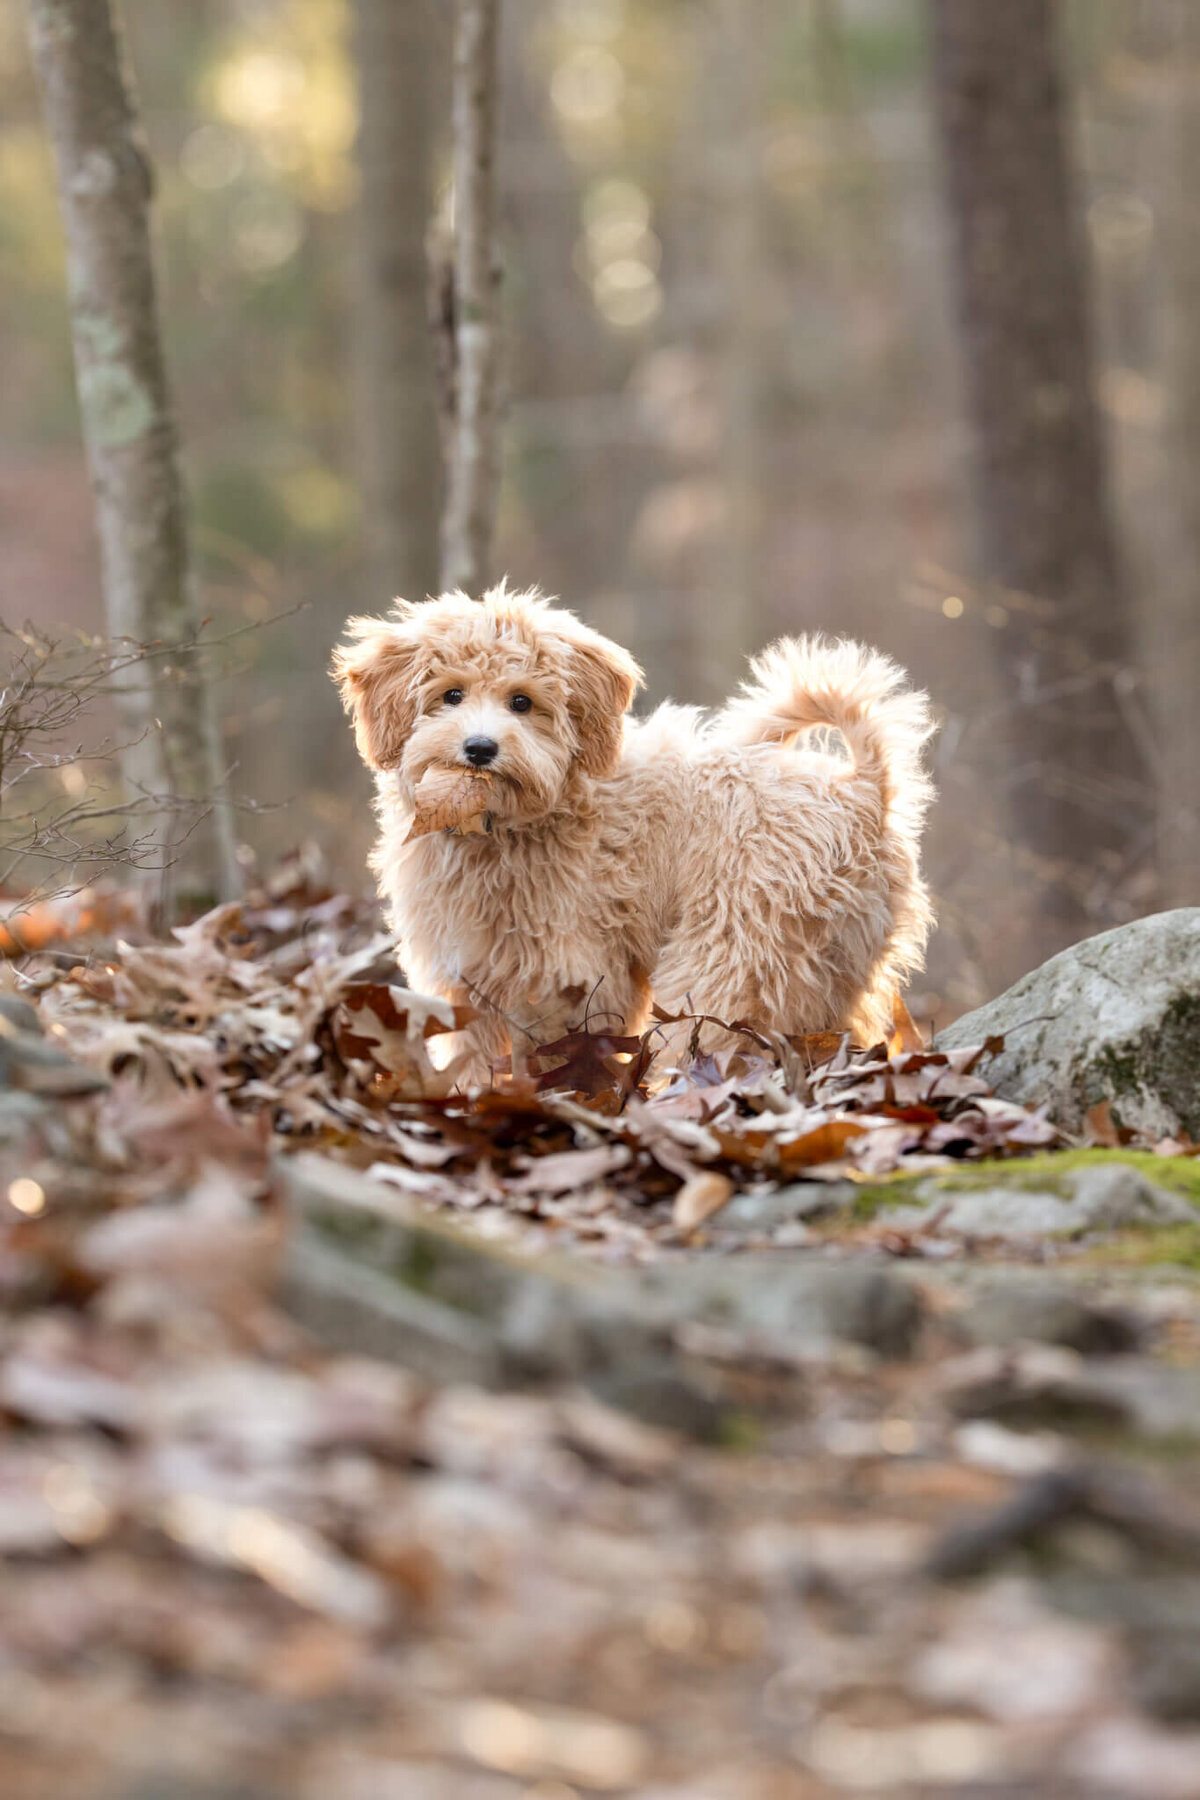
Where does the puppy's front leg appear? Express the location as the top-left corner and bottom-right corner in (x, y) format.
(430, 1006), (511, 1089)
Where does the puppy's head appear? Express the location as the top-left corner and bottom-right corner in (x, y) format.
(332, 584), (643, 823)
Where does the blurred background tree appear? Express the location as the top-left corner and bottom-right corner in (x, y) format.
(2, 0), (1197, 1015)
(27, 0), (240, 909)
(930, 0), (1148, 964)
(1141, 0), (1200, 911)
(437, 0), (505, 594)
(351, 0), (442, 607)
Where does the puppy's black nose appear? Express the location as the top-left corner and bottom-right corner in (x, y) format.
(463, 735), (499, 768)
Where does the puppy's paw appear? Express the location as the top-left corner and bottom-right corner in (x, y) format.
(406, 766), (494, 841)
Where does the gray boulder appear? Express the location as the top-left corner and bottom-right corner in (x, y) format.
(937, 909), (1200, 1137)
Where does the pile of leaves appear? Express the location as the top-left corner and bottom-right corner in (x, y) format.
(25, 868), (1060, 1248)
(6, 868), (1200, 1799)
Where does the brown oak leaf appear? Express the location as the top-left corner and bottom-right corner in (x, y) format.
(405, 766), (493, 841)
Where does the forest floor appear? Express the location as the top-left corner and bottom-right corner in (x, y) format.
(3, 858), (1200, 1800)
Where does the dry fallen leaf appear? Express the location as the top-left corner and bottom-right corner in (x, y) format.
(673, 1170), (735, 1230)
(890, 991), (927, 1054)
(510, 1144), (631, 1194)
(406, 765), (493, 840)
(777, 1118), (871, 1172)
(0, 885), (145, 957)
(455, 1696), (649, 1789)
(527, 1026), (652, 1101)
(1084, 1099), (1123, 1148)
(160, 1493), (390, 1629)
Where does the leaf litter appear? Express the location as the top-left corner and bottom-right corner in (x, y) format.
(2, 863), (1200, 1798)
(28, 889), (1061, 1254)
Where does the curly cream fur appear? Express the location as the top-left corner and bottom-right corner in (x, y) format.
(334, 583), (935, 1081)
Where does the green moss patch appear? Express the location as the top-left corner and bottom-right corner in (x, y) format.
(834, 1150), (1200, 1224)
(1087, 1223), (1200, 1271)
(924, 1149), (1200, 1205)
(839, 1175), (925, 1220)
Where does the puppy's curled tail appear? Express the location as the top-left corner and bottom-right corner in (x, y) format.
(719, 634), (935, 832)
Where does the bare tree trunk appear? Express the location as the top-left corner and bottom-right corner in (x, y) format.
(26, 0), (239, 909)
(710, 0), (765, 694)
(437, 0), (503, 596)
(929, 0), (1148, 957)
(1151, 4), (1200, 905)
(352, 0), (442, 609)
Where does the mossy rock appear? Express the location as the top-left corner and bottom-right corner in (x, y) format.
(927, 1150), (1200, 1206)
(830, 1149), (1197, 1244)
(836, 1150), (1200, 1222)
(938, 911), (1200, 1139)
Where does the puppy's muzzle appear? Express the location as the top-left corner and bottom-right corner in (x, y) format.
(463, 736), (499, 768)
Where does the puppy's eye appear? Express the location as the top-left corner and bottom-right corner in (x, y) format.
(443, 688), (464, 707)
(509, 693), (533, 714)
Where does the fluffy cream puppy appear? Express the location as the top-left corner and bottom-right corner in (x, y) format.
(334, 583), (934, 1081)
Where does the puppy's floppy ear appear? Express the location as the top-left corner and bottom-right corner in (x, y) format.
(332, 613), (423, 770)
(559, 622), (643, 778)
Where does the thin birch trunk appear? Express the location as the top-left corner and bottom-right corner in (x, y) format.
(352, 0), (442, 608)
(26, 0), (239, 909)
(438, 0), (503, 596)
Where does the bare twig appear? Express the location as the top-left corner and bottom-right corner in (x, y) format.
(0, 623), (253, 916)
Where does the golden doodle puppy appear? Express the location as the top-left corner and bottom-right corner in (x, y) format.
(334, 583), (934, 1082)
